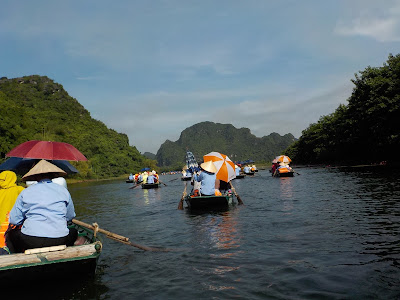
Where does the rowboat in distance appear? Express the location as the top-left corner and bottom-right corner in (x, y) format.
(273, 168), (294, 177)
(0, 222), (102, 285)
(184, 194), (235, 210)
(234, 174), (245, 179)
(141, 183), (159, 189)
(126, 179), (134, 183)
(244, 171), (255, 176)
(181, 176), (192, 181)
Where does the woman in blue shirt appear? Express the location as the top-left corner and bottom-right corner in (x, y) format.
(7, 160), (77, 253)
(193, 161), (217, 196)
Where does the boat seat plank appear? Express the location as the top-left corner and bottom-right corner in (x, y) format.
(44, 244), (99, 261)
(0, 254), (41, 267)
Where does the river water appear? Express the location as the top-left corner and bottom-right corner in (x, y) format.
(32, 167), (400, 299)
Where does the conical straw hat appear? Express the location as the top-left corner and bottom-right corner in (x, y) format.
(200, 161), (217, 173)
(22, 159), (67, 181)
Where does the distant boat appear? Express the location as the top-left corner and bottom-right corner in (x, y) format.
(141, 183), (159, 189)
(234, 174), (245, 179)
(273, 169), (294, 177)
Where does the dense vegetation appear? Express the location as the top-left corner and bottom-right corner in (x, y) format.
(0, 75), (157, 178)
(285, 54), (400, 165)
(156, 121), (296, 170)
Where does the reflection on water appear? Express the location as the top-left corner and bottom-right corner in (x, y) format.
(142, 188), (162, 205)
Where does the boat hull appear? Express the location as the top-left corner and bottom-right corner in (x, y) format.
(234, 174), (245, 179)
(273, 171), (294, 177)
(184, 195), (234, 210)
(0, 223), (102, 285)
(141, 183), (159, 189)
(181, 177), (192, 181)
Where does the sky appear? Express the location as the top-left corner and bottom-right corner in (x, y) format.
(1, 1), (400, 154)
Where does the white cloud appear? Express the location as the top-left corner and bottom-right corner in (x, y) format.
(335, 2), (400, 42)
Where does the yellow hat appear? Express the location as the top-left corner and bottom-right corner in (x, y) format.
(22, 159), (67, 181)
(200, 161), (217, 173)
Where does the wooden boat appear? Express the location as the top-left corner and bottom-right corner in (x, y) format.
(0, 222), (102, 285)
(126, 179), (134, 183)
(244, 171), (255, 176)
(141, 183), (159, 189)
(234, 174), (245, 179)
(181, 176), (192, 181)
(273, 168), (294, 177)
(184, 194), (234, 210)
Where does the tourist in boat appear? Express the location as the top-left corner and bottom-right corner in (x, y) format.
(153, 171), (159, 183)
(146, 172), (156, 184)
(277, 162), (293, 173)
(271, 162), (279, 175)
(0, 171), (25, 252)
(235, 165), (241, 176)
(215, 179), (230, 195)
(193, 161), (217, 196)
(128, 173), (134, 181)
(6, 160), (78, 253)
(243, 165), (251, 174)
(142, 172), (149, 184)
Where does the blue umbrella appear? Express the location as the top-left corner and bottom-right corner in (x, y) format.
(0, 157), (79, 174)
(140, 167), (151, 171)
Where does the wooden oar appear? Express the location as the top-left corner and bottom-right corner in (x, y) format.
(229, 181), (244, 205)
(129, 183), (140, 189)
(177, 182), (187, 210)
(72, 219), (168, 252)
(168, 178), (179, 182)
(159, 181), (167, 186)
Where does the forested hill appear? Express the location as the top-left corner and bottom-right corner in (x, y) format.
(285, 53), (400, 165)
(156, 121), (296, 168)
(0, 75), (156, 178)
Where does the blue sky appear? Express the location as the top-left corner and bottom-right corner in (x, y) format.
(1, 1), (399, 153)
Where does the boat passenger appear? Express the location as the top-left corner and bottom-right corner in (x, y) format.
(6, 160), (78, 254)
(215, 179), (230, 194)
(128, 173), (134, 181)
(277, 162), (292, 173)
(243, 165), (251, 173)
(147, 173), (156, 184)
(142, 172), (149, 184)
(152, 171), (159, 183)
(235, 165), (241, 176)
(0, 171), (25, 251)
(193, 161), (217, 196)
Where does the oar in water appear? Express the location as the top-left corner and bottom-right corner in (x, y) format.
(168, 177), (179, 182)
(229, 181), (244, 205)
(72, 219), (168, 252)
(159, 181), (167, 186)
(129, 183), (140, 189)
(177, 182), (187, 210)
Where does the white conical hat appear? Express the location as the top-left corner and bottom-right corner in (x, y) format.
(22, 159), (67, 181)
(200, 161), (217, 173)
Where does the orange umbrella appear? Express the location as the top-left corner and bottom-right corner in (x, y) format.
(203, 152), (236, 182)
(276, 155), (292, 163)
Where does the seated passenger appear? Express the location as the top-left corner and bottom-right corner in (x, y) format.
(0, 171), (25, 250)
(7, 160), (77, 253)
(235, 165), (241, 176)
(193, 161), (217, 196)
(147, 173), (156, 184)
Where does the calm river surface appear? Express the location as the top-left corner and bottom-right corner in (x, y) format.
(33, 167), (400, 299)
